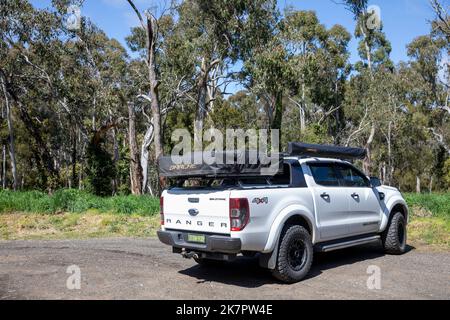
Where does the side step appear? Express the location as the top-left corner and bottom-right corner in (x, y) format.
(315, 235), (380, 252)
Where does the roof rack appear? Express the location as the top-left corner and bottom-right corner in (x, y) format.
(288, 142), (366, 160)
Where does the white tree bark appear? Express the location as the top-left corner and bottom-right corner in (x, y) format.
(2, 145), (5, 189)
(141, 121), (155, 195)
(1, 79), (17, 190)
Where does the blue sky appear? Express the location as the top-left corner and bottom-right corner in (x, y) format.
(30, 0), (435, 64)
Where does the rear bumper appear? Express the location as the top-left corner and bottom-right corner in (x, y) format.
(157, 230), (241, 254)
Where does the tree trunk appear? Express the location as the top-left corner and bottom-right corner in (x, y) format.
(126, 1), (164, 191)
(18, 104), (59, 184)
(386, 121), (392, 185)
(5, 82), (59, 187)
(128, 103), (143, 195)
(2, 145), (6, 189)
(2, 80), (17, 190)
(416, 175), (421, 194)
(146, 15), (165, 192)
(300, 84), (306, 132)
(271, 91), (283, 131)
(141, 120), (154, 195)
(195, 58), (209, 148)
(363, 123), (376, 174)
(359, 24), (373, 71)
(71, 128), (77, 189)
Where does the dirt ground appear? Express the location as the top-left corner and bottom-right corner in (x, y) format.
(0, 238), (449, 299)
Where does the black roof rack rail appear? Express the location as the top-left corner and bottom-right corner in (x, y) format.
(288, 142), (366, 160)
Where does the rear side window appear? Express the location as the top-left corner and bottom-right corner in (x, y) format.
(270, 163), (291, 185)
(309, 164), (340, 187)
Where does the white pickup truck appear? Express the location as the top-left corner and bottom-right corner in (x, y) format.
(157, 143), (408, 283)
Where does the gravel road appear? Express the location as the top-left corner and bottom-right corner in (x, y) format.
(0, 238), (448, 300)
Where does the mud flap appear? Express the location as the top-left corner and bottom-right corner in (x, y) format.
(258, 238), (279, 270)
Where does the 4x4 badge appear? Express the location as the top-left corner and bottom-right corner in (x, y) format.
(252, 197), (268, 205)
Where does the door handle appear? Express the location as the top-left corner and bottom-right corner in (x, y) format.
(320, 192), (330, 200)
(351, 193), (359, 199)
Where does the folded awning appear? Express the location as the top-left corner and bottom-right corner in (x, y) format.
(158, 151), (283, 178)
(288, 142), (366, 160)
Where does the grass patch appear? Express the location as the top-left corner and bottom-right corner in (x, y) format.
(0, 189), (159, 216)
(0, 212), (160, 240)
(404, 193), (450, 250)
(407, 217), (450, 249)
(404, 193), (450, 218)
(0, 189), (161, 240)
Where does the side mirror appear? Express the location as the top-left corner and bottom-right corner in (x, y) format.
(370, 177), (382, 187)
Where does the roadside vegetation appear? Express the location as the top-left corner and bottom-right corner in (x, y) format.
(0, 190), (448, 250)
(0, 189), (160, 240)
(405, 193), (450, 250)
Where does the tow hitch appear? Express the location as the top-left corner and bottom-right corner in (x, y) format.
(181, 249), (199, 259)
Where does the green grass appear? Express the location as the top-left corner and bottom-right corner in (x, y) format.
(0, 212), (160, 240)
(403, 193), (450, 250)
(0, 189), (159, 216)
(404, 193), (450, 218)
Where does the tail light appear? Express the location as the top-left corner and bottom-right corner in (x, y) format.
(160, 196), (164, 225)
(229, 198), (250, 231)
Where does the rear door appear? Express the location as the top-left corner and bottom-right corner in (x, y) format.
(163, 188), (231, 234)
(335, 164), (381, 235)
(307, 163), (350, 241)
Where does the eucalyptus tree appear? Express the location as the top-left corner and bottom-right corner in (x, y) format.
(0, 0), (64, 190)
(340, 0), (393, 175)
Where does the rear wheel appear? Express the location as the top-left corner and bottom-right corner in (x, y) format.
(272, 225), (313, 283)
(382, 212), (407, 254)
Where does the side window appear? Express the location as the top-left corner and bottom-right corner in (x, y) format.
(309, 164), (340, 187)
(337, 165), (370, 187)
(270, 163), (291, 185)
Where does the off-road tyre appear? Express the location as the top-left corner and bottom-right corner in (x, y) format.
(272, 225), (313, 283)
(382, 212), (407, 255)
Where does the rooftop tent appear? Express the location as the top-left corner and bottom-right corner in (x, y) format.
(288, 142), (367, 160)
(158, 151), (283, 178)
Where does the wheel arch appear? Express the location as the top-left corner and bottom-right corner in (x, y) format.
(283, 215), (313, 236)
(263, 205), (316, 253)
(392, 203), (408, 222)
(380, 199), (409, 232)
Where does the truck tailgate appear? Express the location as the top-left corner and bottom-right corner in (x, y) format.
(163, 189), (231, 234)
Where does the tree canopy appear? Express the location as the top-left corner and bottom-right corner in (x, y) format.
(0, 0), (449, 194)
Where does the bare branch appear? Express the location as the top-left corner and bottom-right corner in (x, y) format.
(126, 0), (146, 30)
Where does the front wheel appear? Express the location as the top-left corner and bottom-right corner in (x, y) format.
(272, 225), (314, 283)
(382, 212), (407, 254)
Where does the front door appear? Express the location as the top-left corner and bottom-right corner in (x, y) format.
(307, 163), (350, 241)
(335, 164), (381, 236)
